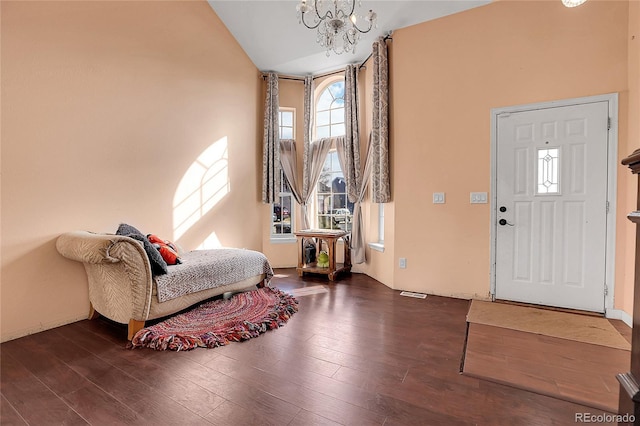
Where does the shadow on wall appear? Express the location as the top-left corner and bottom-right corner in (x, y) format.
(173, 136), (229, 249)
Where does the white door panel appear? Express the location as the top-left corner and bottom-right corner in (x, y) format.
(495, 101), (609, 312)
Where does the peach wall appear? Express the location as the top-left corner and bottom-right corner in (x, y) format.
(390, 1), (631, 304)
(1, 1), (262, 341)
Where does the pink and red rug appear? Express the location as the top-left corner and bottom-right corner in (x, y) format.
(129, 286), (298, 351)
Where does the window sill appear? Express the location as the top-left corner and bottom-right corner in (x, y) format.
(368, 242), (385, 253)
(270, 237), (297, 244)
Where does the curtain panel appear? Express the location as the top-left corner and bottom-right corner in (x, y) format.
(336, 134), (373, 264)
(262, 73), (281, 203)
(282, 137), (331, 231)
(351, 135), (374, 263)
(302, 76), (314, 200)
(279, 139), (303, 207)
(372, 38), (391, 203)
(343, 64), (361, 203)
(301, 137), (332, 229)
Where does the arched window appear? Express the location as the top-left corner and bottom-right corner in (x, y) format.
(316, 79), (345, 138)
(315, 78), (353, 231)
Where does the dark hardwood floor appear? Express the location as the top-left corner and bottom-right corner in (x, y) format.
(0, 269), (620, 425)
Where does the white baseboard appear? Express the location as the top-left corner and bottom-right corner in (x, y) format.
(606, 308), (633, 328)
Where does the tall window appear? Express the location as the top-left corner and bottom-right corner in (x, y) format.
(272, 108), (294, 238)
(315, 79), (353, 231)
(378, 203), (384, 244)
(280, 109), (294, 139)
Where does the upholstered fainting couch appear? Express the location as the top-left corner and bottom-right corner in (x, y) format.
(56, 230), (273, 340)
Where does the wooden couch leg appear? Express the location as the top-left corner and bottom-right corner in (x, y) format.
(88, 303), (100, 320)
(128, 319), (145, 341)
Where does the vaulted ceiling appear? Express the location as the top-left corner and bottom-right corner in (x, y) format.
(207, 1), (491, 76)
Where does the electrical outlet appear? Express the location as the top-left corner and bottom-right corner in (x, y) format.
(433, 192), (445, 204)
(399, 258), (407, 269)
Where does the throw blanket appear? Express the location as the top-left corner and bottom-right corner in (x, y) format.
(154, 249), (274, 303)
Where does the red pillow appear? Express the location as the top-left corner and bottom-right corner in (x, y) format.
(147, 234), (181, 265)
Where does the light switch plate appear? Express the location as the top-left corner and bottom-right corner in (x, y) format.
(470, 192), (488, 204)
(433, 192), (445, 204)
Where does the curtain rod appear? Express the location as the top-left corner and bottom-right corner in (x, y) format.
(312, 68), (345, 80)
(261, 74), (305, 81)
(259, 70), (342, 81)
(261, 34), (393, 80)
(358, 34), (393, 70)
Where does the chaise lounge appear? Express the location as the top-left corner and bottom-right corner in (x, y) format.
(56, 230), (273, 339)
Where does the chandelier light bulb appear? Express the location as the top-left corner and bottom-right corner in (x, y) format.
(562, 0), (587, 7)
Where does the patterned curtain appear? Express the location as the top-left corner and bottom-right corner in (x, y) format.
(262, 73), (280, 203)
(343, 64), (361, 203)
(372, 38), (391, 202)
(302, 76), (314, 199)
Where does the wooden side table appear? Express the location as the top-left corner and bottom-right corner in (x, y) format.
(294, 229), (351, 281)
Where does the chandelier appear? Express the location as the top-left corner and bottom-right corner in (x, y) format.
(296, 0), (377, 56)
(561, 0), (587, 7)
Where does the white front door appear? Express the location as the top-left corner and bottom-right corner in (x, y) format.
(495, 101), (609, 313)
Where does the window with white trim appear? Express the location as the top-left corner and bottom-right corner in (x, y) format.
(272, 108), (295, 239)
(368, 202), (385, 252)
(378, 203), (384, 244)
(315, 78), (353, 231)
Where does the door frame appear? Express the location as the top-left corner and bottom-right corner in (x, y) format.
(489, 93), (618, 316)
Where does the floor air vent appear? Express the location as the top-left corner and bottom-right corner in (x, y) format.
(400, 291), (427, 299)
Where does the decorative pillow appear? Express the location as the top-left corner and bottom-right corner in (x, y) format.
(115, 223), (168, 276)
(147, 234), (182, 265)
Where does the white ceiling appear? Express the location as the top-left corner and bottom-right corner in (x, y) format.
(207, 1), (491, 76)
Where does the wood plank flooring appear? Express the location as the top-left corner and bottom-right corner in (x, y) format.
(0, 269), (624, 425)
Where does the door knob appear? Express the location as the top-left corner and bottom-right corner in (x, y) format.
(499, 218), (514, 226)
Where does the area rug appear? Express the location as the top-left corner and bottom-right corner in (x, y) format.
(129, 286), (298, 351)
(467, 300), (630, 350)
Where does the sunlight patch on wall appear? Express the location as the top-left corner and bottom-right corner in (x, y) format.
(173, 137), (229, 240)
(197, 231), (222, 250)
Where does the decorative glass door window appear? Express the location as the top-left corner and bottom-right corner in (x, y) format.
(537, 148), (560, 194)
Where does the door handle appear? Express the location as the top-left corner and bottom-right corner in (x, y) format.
(499, 218), (514, 226)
